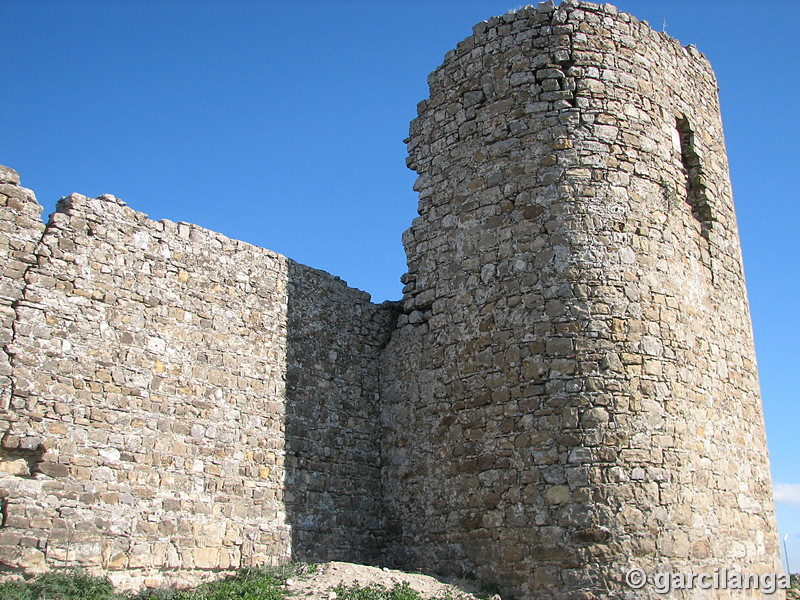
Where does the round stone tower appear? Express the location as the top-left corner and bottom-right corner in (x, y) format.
(380, 1), (782, 598)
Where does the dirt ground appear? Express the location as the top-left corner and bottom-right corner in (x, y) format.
(284, 561), (490, 599)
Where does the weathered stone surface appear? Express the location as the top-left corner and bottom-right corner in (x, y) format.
(380, 2), (782, 599)
(0, 191), (396, 589)
(0, 3), (782, 599)
(0, 165), (20, 186)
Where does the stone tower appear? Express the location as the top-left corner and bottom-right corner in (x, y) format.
(381, 1), (782, 598)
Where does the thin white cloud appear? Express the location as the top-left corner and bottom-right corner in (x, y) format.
(774, 483), (800, 506)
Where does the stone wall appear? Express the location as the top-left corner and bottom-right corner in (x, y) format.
(381, 1), (781, 598)
(284, 261), (396, 563)
(0, 182), (394, 588)
(0, 2), (784, 599)
(0, 167), (45, 412)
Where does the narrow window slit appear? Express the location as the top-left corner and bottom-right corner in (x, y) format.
(676, 116), (714, 240)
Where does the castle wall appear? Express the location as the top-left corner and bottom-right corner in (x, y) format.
(0, 168), (45, 412)
(0, 186), (394, 588)
(0, 2), (784, 598)
(381, 2), (780, 598)
(284, 261), (395, 563)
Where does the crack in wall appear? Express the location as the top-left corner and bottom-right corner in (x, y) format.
(0, 497), (8, 528)
(2, 216), (51, 421)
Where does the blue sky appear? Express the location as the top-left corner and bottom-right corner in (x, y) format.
(4, 0), (798, 572)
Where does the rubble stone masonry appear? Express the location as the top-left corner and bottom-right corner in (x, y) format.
(0, 2), (783, 599)
(0, 175), (395, 589)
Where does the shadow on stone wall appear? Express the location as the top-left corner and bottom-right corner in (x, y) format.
(283, 260), (398, 565)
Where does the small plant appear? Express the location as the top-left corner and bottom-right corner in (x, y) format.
(332, 581), (468, 600)
(0, 563), (319, 600)
(0, 578), (33, 600)
(0, 569), (121, 600)
(333, 582), (423, 600)
(127, 588), (180, 600)
(174, 569), (285, 600)
(128, 563), (315, 600)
